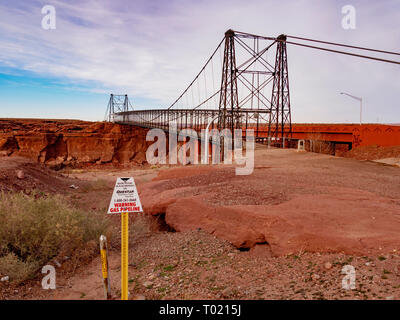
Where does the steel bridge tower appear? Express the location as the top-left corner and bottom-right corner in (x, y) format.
(218, 29), (240, 133)
(218, 30), (292, 147)
(105, 94), (133, 122)
(268, 34), (292, 147)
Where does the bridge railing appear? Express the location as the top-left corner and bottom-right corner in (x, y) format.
(113, 109), (272, 135)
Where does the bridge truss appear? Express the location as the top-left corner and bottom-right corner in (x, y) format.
(111, 29), (292, 146)
(105, 94), (134, 122)
(109, 29), (400, 147)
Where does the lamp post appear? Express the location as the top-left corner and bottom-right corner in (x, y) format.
(340, 92), (362, 126)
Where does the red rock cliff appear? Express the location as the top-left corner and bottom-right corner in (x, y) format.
(0, 119), (150, 169)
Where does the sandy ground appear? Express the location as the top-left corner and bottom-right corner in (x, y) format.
(35, 228), (399, 301)
(1, 146), (399, 300)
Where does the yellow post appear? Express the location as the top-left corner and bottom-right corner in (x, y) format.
(99, 235), (111, 300)
(121, 212), (129, 300)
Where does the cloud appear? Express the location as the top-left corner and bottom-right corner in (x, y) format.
(0, 0), (399, 122)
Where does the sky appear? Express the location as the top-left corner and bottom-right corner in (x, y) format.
(0, 0), (399, 122)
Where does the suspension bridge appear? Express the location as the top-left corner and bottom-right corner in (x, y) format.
(105, 29), (400, 151)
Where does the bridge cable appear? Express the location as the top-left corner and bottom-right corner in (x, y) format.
(117, 33), (399, 127)
(192, 40), (277, 110)
(168, 37), (225, 110)
(285, 41), (400, 65)
(286, 35), (400, 56)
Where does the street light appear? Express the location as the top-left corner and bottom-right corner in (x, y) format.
(340, 92), (362, 126)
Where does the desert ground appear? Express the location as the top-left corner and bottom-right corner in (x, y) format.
(1, 141), (399, 300)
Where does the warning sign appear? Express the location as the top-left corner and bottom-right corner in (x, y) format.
(107, 177), (143, 214)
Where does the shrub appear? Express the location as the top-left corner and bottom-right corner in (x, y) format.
(0, 191), (108, 282)
(0, 253), (38, 282)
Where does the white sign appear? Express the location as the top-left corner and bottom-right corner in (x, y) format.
(107, 177), (143, 214)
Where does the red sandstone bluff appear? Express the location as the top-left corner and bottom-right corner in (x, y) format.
(0, 119), (151, 168)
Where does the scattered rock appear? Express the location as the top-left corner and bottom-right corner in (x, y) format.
(53, 260), (61, 268)
(1, 276), (9, 282)
(222, 288), (233, 298)
(143, 281), (153, 288)
(324, 262), (332, 270)
(47, 157), (65, 170)
(16, 170), (25, 179)
(311, 273), (320, 281)
(0, 150), (12, 157)
(386, 296), (394, 300)
(69, 184), (79, 189)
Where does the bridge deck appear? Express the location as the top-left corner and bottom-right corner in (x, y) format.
(113, 110), (400, 149)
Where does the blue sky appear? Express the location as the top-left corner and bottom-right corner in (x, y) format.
(0, 0), (399, 122)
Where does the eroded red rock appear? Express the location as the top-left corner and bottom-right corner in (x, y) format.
(139, 163), (400, 256)
(0, 119), (151, 168)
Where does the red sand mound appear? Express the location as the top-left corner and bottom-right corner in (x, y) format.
(139, 150), (400, 256)
(344, 145), (400, 161)
(0, 156), (76, 193)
